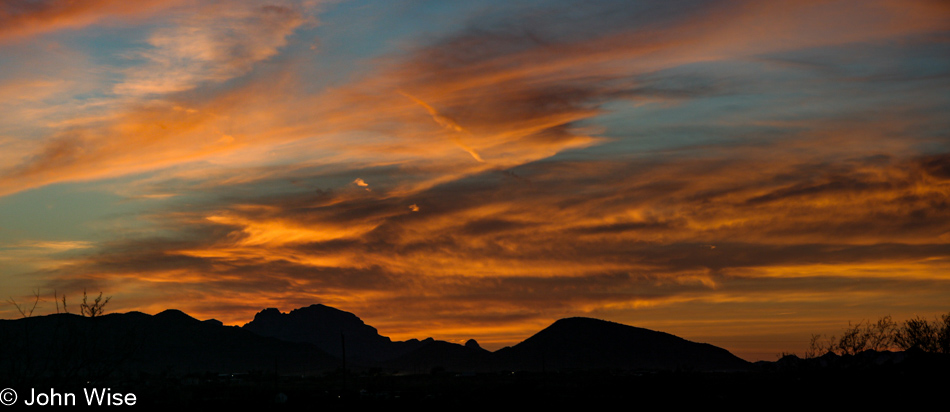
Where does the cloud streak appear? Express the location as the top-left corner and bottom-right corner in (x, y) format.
(31, 140), (950, 355)
(1, 0), (948, 360)
(0, 0), (181, 43)
(115, 1), (308, 96)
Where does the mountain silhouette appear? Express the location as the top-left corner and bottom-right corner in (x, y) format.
(243, 304), (396, 361)
(0, 309), (339, 384)
(242, 304), (441, 363)
(494, 317), (750, 371)
(2, 304), (750, 384)
(383, 337), (492, 374)
(240, 306), (748, 372)
(243, 304), (480, 367)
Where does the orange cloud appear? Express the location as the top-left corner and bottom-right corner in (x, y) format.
(0, 0), (182, 43)
(4, 0), (945, 198)
(3, 0), (948, 360)
(29, 138), (948, 349)
(115, 2), (307, 96)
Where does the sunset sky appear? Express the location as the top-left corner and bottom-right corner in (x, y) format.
(1, 0), (948, 361)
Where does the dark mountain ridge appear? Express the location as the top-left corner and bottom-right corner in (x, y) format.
(243, 304), (484, 367)
(5, 307), (945, 408)
(1, 304), (750, 385)
(0, 309), (339, 385)
(240, 305), (748, 372)
(494, 317), (749, 371)
(243, 304), (395, 361)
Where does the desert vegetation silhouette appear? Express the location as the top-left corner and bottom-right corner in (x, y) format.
(7, 288), (111, 319)
(804, 312), (950, 358)
(3, 289), (125, 387)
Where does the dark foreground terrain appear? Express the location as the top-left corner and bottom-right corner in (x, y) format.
(2, 360), (946, 409)
(2, 305), (947, 408)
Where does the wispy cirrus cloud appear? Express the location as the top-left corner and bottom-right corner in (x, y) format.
(0, 0), (181, 43)
(2, 0), (949, 360)
(4, 0), (946, 196)
(115, 1), (310, 96)
(33, 137), (950, 350)
(0, 1), (321, 196)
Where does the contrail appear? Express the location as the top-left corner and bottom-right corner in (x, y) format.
(400, 91), (485, 162)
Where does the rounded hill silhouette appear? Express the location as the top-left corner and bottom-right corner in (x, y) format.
(494, 317), (750, 371)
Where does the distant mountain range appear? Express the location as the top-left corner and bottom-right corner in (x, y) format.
(0, 304), (750, 383)
(243, 304), (749, 373)
(494, 317), (748, 372)
(0, 309), (339, 381)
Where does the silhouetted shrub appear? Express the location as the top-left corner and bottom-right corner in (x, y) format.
(806, 312), (949, 358)
(893, 315), (942, 352)
(59, 289), (111, 317)
(4, 289), (121, 386)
